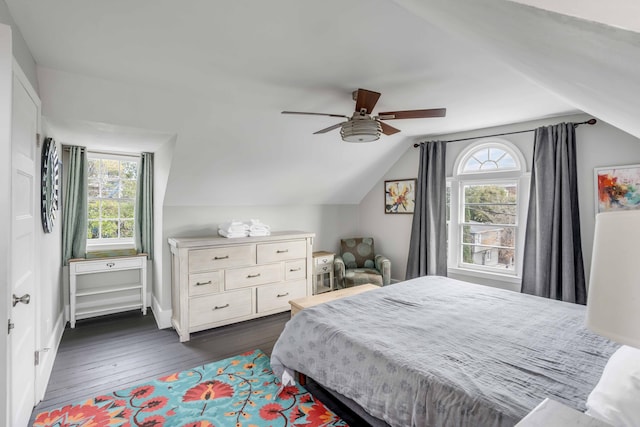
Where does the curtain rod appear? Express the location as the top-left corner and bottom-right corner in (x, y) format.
(412, 118), (597, 148)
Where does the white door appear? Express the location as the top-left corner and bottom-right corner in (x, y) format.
(9, 68), (39, 427)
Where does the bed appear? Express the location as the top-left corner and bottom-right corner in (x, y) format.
(270, 276), (619, 427)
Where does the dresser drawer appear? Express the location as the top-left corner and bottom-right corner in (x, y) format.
(257, 240), (307, 264)
(257, 281), (307, 313)
(72, 256), (144, 274)
(189, 289), (252, 327)
(188, 271), (223, 296)
(189, 245), (255, 273)
(225, 263), (283, 290)
(285, 259), (306, 281)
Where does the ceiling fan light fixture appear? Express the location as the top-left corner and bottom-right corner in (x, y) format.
(340, 118), (382, 143)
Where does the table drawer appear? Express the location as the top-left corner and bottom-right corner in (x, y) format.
(285, 259), (306, 281)
(72, 256), (144, 274)
(257, 240), (306, 264)
(314, 254), (334, 266)
(188, 271), (223, 296)
(189, 289), (252, 327)
(225, 263), (283, 290)
(314, 263), (333, 275)
(189, 245), (255, 273)
(257, 281), (307, 313)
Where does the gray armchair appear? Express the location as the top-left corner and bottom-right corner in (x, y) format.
(334, 237), (391, 288)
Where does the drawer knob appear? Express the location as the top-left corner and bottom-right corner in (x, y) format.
(276, 249), (289, 254)
(277, 292), (289, 298)
(213, 255), (229, 260)
(213, 304), (230, 310)
(289, 267), (301, 272)
(195, 280), (212, 286)
(106, 262), (115, 268)
(247, 273), (261, 278)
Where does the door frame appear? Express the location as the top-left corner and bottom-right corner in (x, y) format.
(1, 22), (13, 427)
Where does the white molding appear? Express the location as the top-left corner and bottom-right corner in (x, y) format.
(151, 295), (172, 329)
(35, 311), (65, 402)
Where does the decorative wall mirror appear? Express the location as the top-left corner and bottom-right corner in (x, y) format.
(41, 137), (60, 233)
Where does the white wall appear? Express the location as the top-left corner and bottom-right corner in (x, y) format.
(150, 135), (176, 326)
(158, 204), (358, 325)
(35, 122), (64, 398)
(0, 0), (37, 92)
(358, 113), (640, 288)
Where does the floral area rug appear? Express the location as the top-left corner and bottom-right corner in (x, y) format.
(34, 349), (348, 427)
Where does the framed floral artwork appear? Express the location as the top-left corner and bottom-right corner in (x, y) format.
(384, 179), (416, 214)
(594, 164), (640, 213)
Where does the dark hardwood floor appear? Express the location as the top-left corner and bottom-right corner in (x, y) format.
(29, 310), (290, 424)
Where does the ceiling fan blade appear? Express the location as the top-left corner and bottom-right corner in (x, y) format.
(378, 108), (447, 120)
(313, 122), (344, 134)
(282, 111), (349, 119)
(380, 122), (401, 136)
(355, 89), (381, 114)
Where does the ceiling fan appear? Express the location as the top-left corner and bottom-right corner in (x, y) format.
(282, 88), (446, 143)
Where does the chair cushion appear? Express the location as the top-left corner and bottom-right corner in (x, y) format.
(344, 268), (383, 287)
(341, 238), (375, 269)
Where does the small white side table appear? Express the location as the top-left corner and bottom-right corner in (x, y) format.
(516, 399), (612, 427)
(312, 251), (334, 294)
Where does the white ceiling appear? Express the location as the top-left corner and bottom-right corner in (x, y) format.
(5, 0), (638, 205)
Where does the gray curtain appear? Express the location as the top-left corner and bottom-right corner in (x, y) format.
(406, 140), (447, 279)
(134, 152), (154, 260)
(62, 146), (87, 265)
(521, 123), (586, 304)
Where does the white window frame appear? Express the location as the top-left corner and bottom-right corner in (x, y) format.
(448, 139), (529, 283)
(86, 151), (140, 250)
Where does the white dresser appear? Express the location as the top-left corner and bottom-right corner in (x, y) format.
(168, 231), (314, 342)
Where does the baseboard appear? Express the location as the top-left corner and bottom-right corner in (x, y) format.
(35, 310), (65, 402)
(151, 295), (172, 329)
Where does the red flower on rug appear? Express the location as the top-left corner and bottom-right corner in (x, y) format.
(183, 380), (234, 402)
(140, 396), (168, 412)
(307, 401), (341, 425)
(137, 414), (165, 426)
(131, 385), (155, 399)
(259, 402), (284, 420)
(33, 403), (112, 427)
(278, 385), (300, 399)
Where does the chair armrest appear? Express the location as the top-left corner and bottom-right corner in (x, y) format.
(375, 254), (391, 286)
(334, 255), (346, 289)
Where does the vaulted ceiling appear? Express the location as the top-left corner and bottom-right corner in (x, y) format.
(5, 0), (639, 205)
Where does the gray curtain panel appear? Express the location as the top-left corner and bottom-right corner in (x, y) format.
(135, 152), (154, 259)
(406, 140), (447, 279)
(62, 146), (88, 265)
(521, 123), (586, 304)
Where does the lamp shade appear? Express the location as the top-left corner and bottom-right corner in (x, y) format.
(586, 210), (640, 348)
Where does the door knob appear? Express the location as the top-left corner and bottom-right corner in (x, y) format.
(12, 293), (30, 307)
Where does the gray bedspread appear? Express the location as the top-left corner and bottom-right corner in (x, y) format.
(271, 276), (618, 427)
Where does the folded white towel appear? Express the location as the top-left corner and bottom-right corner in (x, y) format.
(219, 221), (249, 233)
(218, 229), (249, 238)
(248, 219), (271, 232)
(249, 229), (271, 237)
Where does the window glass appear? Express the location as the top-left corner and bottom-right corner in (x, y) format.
(460, 146), (518, 173)
(87, 155), (139, 243)
(450, 141), (525, 276)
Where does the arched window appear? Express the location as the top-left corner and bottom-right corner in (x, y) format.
(448, 140), (528, 278)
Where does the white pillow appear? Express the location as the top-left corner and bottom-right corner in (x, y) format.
(585, 345), (640, 427)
